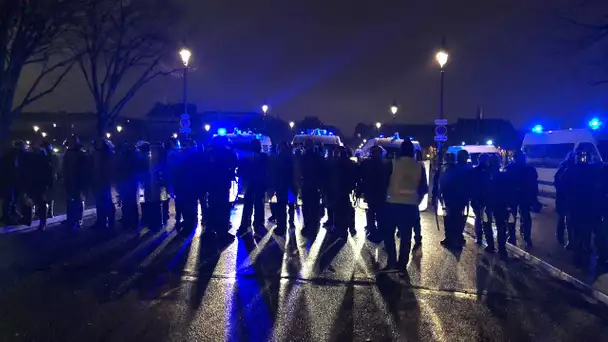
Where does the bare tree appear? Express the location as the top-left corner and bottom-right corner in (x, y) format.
(0, 0), (81, 148)
(69, 0), (178, 135)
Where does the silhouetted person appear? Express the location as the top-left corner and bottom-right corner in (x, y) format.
(63, 136), (88, 230)
(238, 138), (269, 235)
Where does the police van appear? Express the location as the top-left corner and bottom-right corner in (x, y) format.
(358, 134), (430, 211)
(215, 128), (273, 202)
(521, 124), (608, 204)
(446, 144), (501, 164)
(291, 129), (343, 157)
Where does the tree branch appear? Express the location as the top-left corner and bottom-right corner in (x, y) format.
(13, 56), (78, 113)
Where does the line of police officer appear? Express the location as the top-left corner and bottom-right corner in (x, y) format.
(434, 148), (545, 259)
(554, 149), (608, 268)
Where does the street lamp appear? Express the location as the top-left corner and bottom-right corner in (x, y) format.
(289, 121), (295, 129)
(41, 132), (47, 138)
(204, 124), (211, 132)
(375, 122), (382, 132)
(116, 125), (123, 133)
(390, 102), (398, 119)
(53, 123), (57, 128)
(435, 43), (449, 164)
(33, 125), (39, 133)
(106, 132), (112, 139)
(179, 48), (192, 139)
(172, 133), (178, 139)
(262, 103), (269, 115)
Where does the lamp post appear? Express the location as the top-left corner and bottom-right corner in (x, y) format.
(204, 124), (211, 132)
(33, 125), (39, 133)
(116, 125), (123, 133)
(375, 122), (382, 134)
(435, 45), (449, 166)
(179, 48), (191, 139)
(289, 121), (295, 130)
(261, 102), (268, 132)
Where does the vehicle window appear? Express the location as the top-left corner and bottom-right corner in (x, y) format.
(523, 143), (574, 168)
(577, 142), (601, 163)
(596, 140), (608, 162)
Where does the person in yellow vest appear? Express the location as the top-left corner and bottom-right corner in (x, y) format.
(380, 140), (428, 274)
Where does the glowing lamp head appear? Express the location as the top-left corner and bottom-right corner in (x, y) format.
(486, 140), (493, 146)
(532, 124), (543, 134)
(375, 122), (382, 129)
(289, 121), (295, 129)
(41, 132), (47, 138)
(461, 141), (466, 146)
(52, 123), (57, 128)
(116, 125), (123, 133)
(53, 148), (59, 153)
(390, 105), (398, 115)
(105, 132), (111, 139)
(436, 50), (449, 68)
(172, 133), (178, 139)
(589, 118), (602, 130)
(362, 139), (367, 143)
(204, 124), (211, 132)
(217, 128), (227, 136)
(33, 125), (40, 132)
(261, 104), (269, 114)
(179, 48), (191, 67)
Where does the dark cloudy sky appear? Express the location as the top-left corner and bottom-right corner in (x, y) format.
(16, 0), (608, 133)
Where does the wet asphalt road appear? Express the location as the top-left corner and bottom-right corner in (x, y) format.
(0, 206), (607, 342)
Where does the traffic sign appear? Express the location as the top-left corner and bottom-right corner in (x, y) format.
(434, 135), (447, 142)
(435, 125), (447, 136)
(434, 119), (448, 125)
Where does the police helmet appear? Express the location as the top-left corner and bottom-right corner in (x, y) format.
(443, 152), (456, 165)
(477, 153), (490, 167)
(456, 149), (469, 164)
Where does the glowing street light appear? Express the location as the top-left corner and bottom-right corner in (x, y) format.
(172, 133), (178, 139)
(33, 125), (40, 132)
(262, 103), (269, 115)
(486, 139), (494, 146)
(390, 103), (398, 116)
(41, 132), (47, 138)
(375, 122), (382, 130)
(53, 148), (59, 153)
(116, 125), (123, 133)
(106, 132), (112, 139)
(436, 50), (449, 68)
(204, 124), (211, 132)
(363, 139), (367, 143)
(289, 121), (295, 129)
(53, 123), (57, 128)
(179, 48), (192, 67)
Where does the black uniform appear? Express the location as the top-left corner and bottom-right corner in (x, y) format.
(238, 146), (269, 232)
(439, 157), (471, 248)
(504, 155), (538, 246)
(272, 145), (297, 235)
(63, 143), (89, 229)
(563, 156), (603, 267)
(482, 157), (510, 256)
(117, 145), (140, 230)
(91, 140), (116, 229)
(327, 150), (357, 236)
(554, 155), (574, 246)
(23, 148), (54, 229)
(359, 153), (391, 239)
(207, 142), (238, 239)
(300, 144), (324, 236)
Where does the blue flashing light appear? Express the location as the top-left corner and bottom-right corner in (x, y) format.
(409, 136), (414, 141)
(379, 134), (384, 138)
(461, 141), (466, 146)
(217, 128), (227, 136)
(300, 131), (304, 134)
(589, 118), (602, 130)
(329, 132), (334, 136)
(532, 124), (543, 134)
(486, 139), (493, 146)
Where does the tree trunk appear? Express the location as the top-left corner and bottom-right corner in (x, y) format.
(0, 87), (16, 154)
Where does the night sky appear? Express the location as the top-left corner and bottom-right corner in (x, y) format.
(14, 0), (608, 133)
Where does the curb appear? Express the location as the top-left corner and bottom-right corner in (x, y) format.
(463, 217), (608, 307)
(0, 208), (96, 234)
